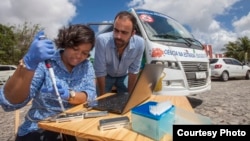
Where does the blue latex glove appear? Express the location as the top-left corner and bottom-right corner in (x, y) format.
(23, 31), (55, 70)
(41, 82), (70, 100)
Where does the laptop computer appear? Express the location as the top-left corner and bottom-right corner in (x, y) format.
(91, 64), (164, 115)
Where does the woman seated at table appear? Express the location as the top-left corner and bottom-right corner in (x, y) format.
(0, 24), (96, 141)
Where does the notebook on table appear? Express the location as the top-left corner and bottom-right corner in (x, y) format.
(91, 64), (164, 115)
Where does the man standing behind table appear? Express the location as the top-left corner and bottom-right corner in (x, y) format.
(94, 11), (145, 96)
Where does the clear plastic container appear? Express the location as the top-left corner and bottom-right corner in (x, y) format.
(131, 101), (175, 141)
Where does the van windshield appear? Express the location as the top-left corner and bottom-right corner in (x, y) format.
(135, 9), (202, 48)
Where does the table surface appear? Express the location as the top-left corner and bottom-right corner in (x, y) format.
(38, 94), (194, 141)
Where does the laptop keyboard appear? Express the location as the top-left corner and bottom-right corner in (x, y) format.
(94, 93), (130, 113)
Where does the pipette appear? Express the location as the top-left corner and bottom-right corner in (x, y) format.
(39, 35), (66, 112)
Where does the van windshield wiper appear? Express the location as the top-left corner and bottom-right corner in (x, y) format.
(184, 37), (203, 48)
(153, 34), (192, 47)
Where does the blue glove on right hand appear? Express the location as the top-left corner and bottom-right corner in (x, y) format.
(41, 81), (70, 100)
(23, 31), (55, 70)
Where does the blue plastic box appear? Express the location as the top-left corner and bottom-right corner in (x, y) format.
(131, 101), (175, 141)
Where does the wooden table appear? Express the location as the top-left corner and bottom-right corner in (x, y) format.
(38, 95), (194, 141)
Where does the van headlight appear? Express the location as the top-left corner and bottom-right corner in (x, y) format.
(151, 60), (180, 69)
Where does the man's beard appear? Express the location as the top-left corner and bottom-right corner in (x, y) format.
(114, 38), (126, 48)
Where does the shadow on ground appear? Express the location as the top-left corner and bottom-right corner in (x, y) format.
(186, 96), (203, 108)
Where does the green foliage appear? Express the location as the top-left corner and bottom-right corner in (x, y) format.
(0, 24), (16, 64)
(223, 36), (250, 63)
(0, 22), (41, 65)
(89, 57), (94, 64)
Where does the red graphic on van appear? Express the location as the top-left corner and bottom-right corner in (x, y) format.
(139, 14), (154, 23)
(151, 48), (164, 57)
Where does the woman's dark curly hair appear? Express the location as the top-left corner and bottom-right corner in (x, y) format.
(54, 24), (95, 50)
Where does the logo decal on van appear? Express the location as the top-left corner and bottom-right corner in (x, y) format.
(151, 48), (164, 57)
(139, 14), (154, 23)
(150, 48), (207, 58)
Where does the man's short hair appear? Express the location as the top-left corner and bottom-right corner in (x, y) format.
(114, 11), (137, 31)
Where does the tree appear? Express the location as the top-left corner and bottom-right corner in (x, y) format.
(223, 41), (239, 58)
(0, 22), (41, 65)
(12, 22), (41, 63)
(0, 24), (16, 64)
(223, 36), (250, 63)
(236, 36), (250, 64)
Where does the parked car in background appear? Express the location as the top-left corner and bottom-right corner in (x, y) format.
(0, 65), (17, 85)
(209, 57), (250, 81)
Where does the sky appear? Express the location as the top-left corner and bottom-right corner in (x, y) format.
(0, 0), (250, 53)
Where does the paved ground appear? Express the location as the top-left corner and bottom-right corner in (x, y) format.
(188, 79), (250, 125)
(0, 79), (250, 140)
